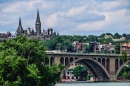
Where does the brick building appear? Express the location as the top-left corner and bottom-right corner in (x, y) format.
(120, 43), (130, 54)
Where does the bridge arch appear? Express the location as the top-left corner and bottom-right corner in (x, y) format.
(70, 57), (73, 63)
(98, 58), (101, 63)
(77, 61), (95, 78)
(116, 60), (130, 76)
(102, 58), (105, 67)
(66, 58), (110, 80)
(60, 57), (64, 64)
(65, 57), (69, 66)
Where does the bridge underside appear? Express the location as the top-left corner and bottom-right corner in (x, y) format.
(78, 59), (109, 81)
(48, 53), (122, 81)
(63, 59), (109, 81)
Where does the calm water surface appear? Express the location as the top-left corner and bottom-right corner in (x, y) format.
(56, 82), (130, 86)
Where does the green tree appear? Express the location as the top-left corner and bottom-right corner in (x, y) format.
(73, 66), (88, 80)
(84, 44), (90, 53)
(122, 33), (127, 38)
(122, 71), (127, 79)
(56, 43), (62, 51)
(0, 35), (47, 65)
(104, 38), (113, 44)
(113, 33), (121, 39)
(86, 74), (92, 80)
(118, 65), (130, 80)
(98, 38), (113, 44)
(118, 51), (130, 80)
(106, 33), (113, 36)
(0, 35), (62, 86)
(39, 63), (64, 86)
(115, 42), (120, 54)
(99, 33), (105, 38)
(0, 49), (41, 86)
(43, 39), (57, 50)
(87, 35), (97, 42)
(121, 51), (130, 63)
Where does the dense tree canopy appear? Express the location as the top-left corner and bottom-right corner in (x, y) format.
(43, 36), (74, 51)
(99, 33), (105, 38)
(0, 35), (47, 65)
(106, 33), (113, 36)
(118, 51), (130, 80)
(113, 33), (121, 39)
(73, 66), (88, 80)
(43, 33), (127, 52)
(118, 65), (130, 80)
(98, 38), (113, 44)
(0, 35), (63, 86)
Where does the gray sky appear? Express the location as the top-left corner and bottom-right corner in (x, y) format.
(0, 0), (130, 36)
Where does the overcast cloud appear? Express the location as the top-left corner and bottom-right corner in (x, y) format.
(0, 0), (130, 35)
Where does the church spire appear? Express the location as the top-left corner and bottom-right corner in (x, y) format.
(16, 17), (24, 35)
(19, 17), (21, 25)
(37, 9), (40, 19)
(35, 9), (41, 34)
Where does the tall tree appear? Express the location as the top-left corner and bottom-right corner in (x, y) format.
(0, 35), (63, 86)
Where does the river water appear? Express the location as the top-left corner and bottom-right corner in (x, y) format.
(56, 82), (130, 86)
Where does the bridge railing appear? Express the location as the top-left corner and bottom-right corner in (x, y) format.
(46, 50), (121, 56)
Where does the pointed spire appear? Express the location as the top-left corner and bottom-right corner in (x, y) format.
(36, 9), (41, 23)
(16, 17), (24, 35)
(35, 9), (41, 33)
(19, 17), (22, 26)
(37, 9), (40, 19)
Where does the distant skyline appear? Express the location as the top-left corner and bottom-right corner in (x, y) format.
(0, 0), (130, 36)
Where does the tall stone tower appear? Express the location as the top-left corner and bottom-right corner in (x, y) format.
(35, 9), (41, 34)
(16, 17), (24, 35)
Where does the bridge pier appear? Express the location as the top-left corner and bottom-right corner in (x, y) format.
(109, 58), (117, 81)
(109, 75), (117, 81)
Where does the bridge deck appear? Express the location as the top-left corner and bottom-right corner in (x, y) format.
(47, 52), (120, 57)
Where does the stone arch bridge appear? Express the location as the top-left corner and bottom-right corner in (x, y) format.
(47, 52), (129, 81)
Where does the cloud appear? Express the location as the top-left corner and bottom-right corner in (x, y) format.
(45, 12), (61, 27)
(66, 13), (105, 23)
(100, 0), (130, 11)
(0, 0), (130, 35)
(66, 5), (88, 16)
(84, 9), (130, 34)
